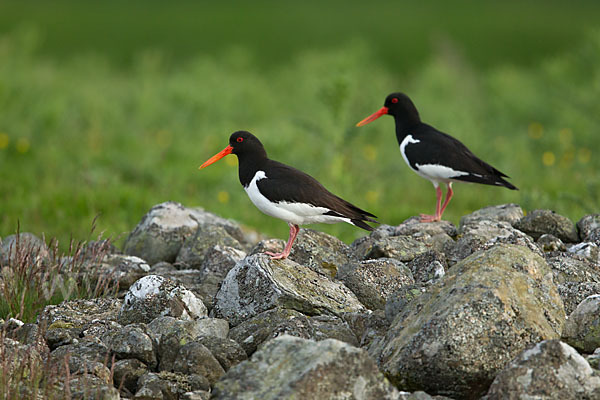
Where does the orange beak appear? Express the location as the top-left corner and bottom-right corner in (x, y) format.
(199, 145), (233, 169)
(356, 106), (389, 127)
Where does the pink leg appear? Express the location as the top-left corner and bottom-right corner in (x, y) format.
(420, 185), (443, 222)
(438, 182), (454, 220)
(265, 223), (299, 260)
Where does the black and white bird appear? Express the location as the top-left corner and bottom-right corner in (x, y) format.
(357, 92), (517, 222)
(200, 131), (378, 259)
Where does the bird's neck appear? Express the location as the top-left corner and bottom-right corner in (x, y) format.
(237, 153), (268, 187)
(393, 114), (421, 142)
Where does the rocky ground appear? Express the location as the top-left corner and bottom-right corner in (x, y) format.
(1, 201), (600, 399)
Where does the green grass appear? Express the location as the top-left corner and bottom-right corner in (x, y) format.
(0, 2), (599, 249)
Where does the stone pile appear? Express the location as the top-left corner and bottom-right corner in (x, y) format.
(1, 201), (599, 399)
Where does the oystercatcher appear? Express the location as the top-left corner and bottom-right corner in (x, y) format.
(357, 92), (517, 222)
(200, 131), (378, 259)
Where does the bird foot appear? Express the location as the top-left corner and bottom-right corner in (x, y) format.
(419, 213), (441, 223)
(264, 251), (289, 260)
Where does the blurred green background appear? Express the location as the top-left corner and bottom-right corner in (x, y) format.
(1, 0), (599, 249)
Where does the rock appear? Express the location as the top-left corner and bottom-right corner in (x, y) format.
(515, 209), (578, 242)
(248, 238), (286, 256)
(537, 233), (567, 252)
(134, 371), (209, 399)
(459, 203), (524, 231)
(197, 336), (248, 371)
(563, 295), (600, 353)
(195, 245), (246, 306)
(407, 251), (447, 284)
(394, 217), (458, 238)
(352, 235), (429, 262)
(123, 201), (245, 265)
(0, 232), (48, 267)
(50, 339), (112, 382)
(484, 340), (600, 399)
(212, 335), (399, 399)
(113, 358), (148, 395)
(108, 324), (157, 368)
(558, 282), (600, 315)
(67, 375), (120, 400)
(119, 275), (207, 325)
(191, 317), (229, 339)
(287, 228), (358, 277)
(213, 254), (365, 327)
(228, 308), (314, 355)
(547, 253), (600, 284)
(371, 244), (565, 399)
(92, 254), (151, 293)
(39, 298), (122, 349)
(336, 258), (414, 310)
(398, 392), (453, 400)
(176, 225), (245, 269)
(172, 341), (226, 385)
(228, 307), (358, 356)
(568, 242), (600, 263)
(181, 391), (211, 400)
(384, 285), (426, 324)
(578, 214), (600, 244)
(446, 220), (541, 265)
(1, 337), (45, 395)
(342, 310), (390, 349)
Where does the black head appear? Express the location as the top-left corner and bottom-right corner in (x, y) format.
(200, 130), (267, 169)
(356, 92), (421, 128)
(227, 131), (267, 157)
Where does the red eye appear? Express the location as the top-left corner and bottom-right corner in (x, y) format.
(237, 137), (244, 143)
(391, 98), (398, 103)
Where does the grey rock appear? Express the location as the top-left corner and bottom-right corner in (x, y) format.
(447, 220), (541, 265)
(113, 358), (148, 395)
(119, 275), (207, 325)
(287, 228), (358, 277)
(175, 225), (244, 269)
(459, 203), (524, 231)
(213, 254), (365, 327)
(173, 341), (226, 385)
(308, 314), (359, 346)
(537, 233), (567, 252)
(342, 310), (390, 349)
(352, 235), (430, 262)
(484, 340), (600, 400)
(92, 254), (151, 294)
(384, 285), (427, 324)
(67, 375), (120, 400)
(515, 209), (579, 242)
(228, 308), (315, 356)
(197, 336), (248, 371)
(50, 339), (112, 382)
(0, 232), (48, 267)
(248, 238), (286, 256)
(546, 253), (600, 284)
(123, 201), (245, 265)
(109, 324), (157, 368)
(394, 217), (458, 238)
(568, 242), (600, 264)
(558, 282), (600, 315)
(212, 335), (400, 400)
(135, 371), (209, 399)
(337, 258), (414, 310)
(228, 307), (358, 356)
(195, 245), (246, 306)
(39, 298), (122, 349)
(192, 317), (229, 339)
(181, 391), (211, 400)
(371, 244), (565, 399)
(563, 295), (600, 353)
(407, 251), (447, 284)
(1, 337), (45, 392)
(578, 214), (600, 243)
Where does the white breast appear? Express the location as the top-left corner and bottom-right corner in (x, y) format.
(243, 170), (351, 226)
(399, 134), (469, 185)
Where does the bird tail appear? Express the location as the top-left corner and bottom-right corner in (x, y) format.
(351, 218), (378, 231)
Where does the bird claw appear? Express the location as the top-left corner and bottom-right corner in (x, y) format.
(264, 251), (288, 260)
(419, 213), (441, 223)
